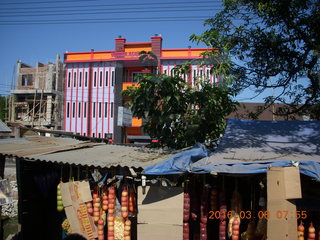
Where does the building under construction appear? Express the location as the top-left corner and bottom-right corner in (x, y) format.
(10, 55), (64, 129)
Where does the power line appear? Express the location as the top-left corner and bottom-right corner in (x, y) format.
(0, 0), (99, 5)
(0, 16), (210, 25)
(0, 6), (221, 17)
(0, 1), (217, 11)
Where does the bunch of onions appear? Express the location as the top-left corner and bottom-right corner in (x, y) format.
(97, 218), (105, 240)
(57, 183), (64, 212)
(93, 193), (101, 223)
(232, 217), (240, 240)
(102, 191), (108, 211)
(308, 222), (315, 240)
(121, 186), (129, 218)
(298, 221), (304, 240)
(124, 219), (131, 240)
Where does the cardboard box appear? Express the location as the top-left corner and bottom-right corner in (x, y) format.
(267, 166), (301, 201)
(61, 181), (97, 239)
(267, 167), (301, 240)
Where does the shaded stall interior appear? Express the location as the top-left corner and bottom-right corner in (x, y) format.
(168, 171), (320, 240)
(15, 156), (140, 240)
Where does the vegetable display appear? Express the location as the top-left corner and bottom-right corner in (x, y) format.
(308, 222), (315, 240)
(298, 221), (305, 240)
(102, 191), (109, 211)
(232, 217), (240, 240)
(128, 187), (136, 214)
(108, 186), (116, 240)
(121, 186), (129, 218)
(183, 184), (190, 240)
(93, 193), (101, 224)
(57, 182), (64, 212)
(219, 189), (227, 240)
(97, 218), (105, 240)
(124, 219), (131, 240)
(200, 187), (208, 240)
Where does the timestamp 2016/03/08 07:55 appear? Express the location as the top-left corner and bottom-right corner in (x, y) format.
(208, 210), (308, 220)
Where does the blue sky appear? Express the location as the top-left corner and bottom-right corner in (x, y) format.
(0, 0), (272, 102)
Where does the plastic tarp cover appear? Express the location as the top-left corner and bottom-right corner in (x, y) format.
(143, 142), (210, 175)
(191, 159), (320, 179)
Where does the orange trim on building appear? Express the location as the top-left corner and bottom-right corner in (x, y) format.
(122, 82), (138, 91)
(92, 52), (113, 60)
(66, 53), (92, 61)
(124, 43), (152, 53)
(132, 117), (142, 127)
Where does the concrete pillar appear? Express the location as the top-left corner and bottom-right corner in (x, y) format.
(46, 95), (52, 125)
(113, 62), (124, 143)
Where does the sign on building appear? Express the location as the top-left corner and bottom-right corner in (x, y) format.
(117, 106), (132, 127)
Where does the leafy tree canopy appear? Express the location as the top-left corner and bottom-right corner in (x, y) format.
(0, 95), (7, 121)
(191, 0), (320, 119)
(123, 66), (237, 149)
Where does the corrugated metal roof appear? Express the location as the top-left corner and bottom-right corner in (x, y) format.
(192, 119), (320, 168)
(0, 120), (11, 133)
(0, 136), (173, 169)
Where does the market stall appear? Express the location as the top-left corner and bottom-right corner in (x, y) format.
(143, 119), (320, 240)
(0, 136), (173, 240)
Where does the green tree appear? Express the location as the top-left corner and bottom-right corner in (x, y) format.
(138, 51), (158, 73)
(0, 95), (7, 121)
(123, 66), (237, 149)
(191, 0), (320, 119)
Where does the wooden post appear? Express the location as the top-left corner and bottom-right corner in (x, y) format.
(31, 90), (37, 127)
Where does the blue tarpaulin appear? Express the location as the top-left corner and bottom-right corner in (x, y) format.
(143, 119), (320, 179)
(143, 142), (210, 175)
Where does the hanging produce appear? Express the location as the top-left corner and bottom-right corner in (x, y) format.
(183, 192), (190, 222)
(86, 201), (93, 215)
(121, 186), (129, 218)
(298, 221), (305, 240)
(200, 186), (209, 240)
(183, 180), (190, 240)
(102, 190), (109, 211)
(124, 219), (131, 240)
(183, 222), (189, 240)
(219, 187), (227, 240)
(232, 217), (240, 240)
(97, 218), (105, 240)
(108, 186), (116, 215)
(308, 222), (315, 240)
(93, 193), (101, 223)
(228, 181), (242, 238)
(108, 186), (116, 240)
(57, 182), (64, 212)
(128, 186), (136, 214)
(210, 187), (218, 212)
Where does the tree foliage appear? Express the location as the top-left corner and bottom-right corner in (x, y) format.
(191, 0), (320, 119)
(0, 95), (7, 121)
(123, 67), (237, 149)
